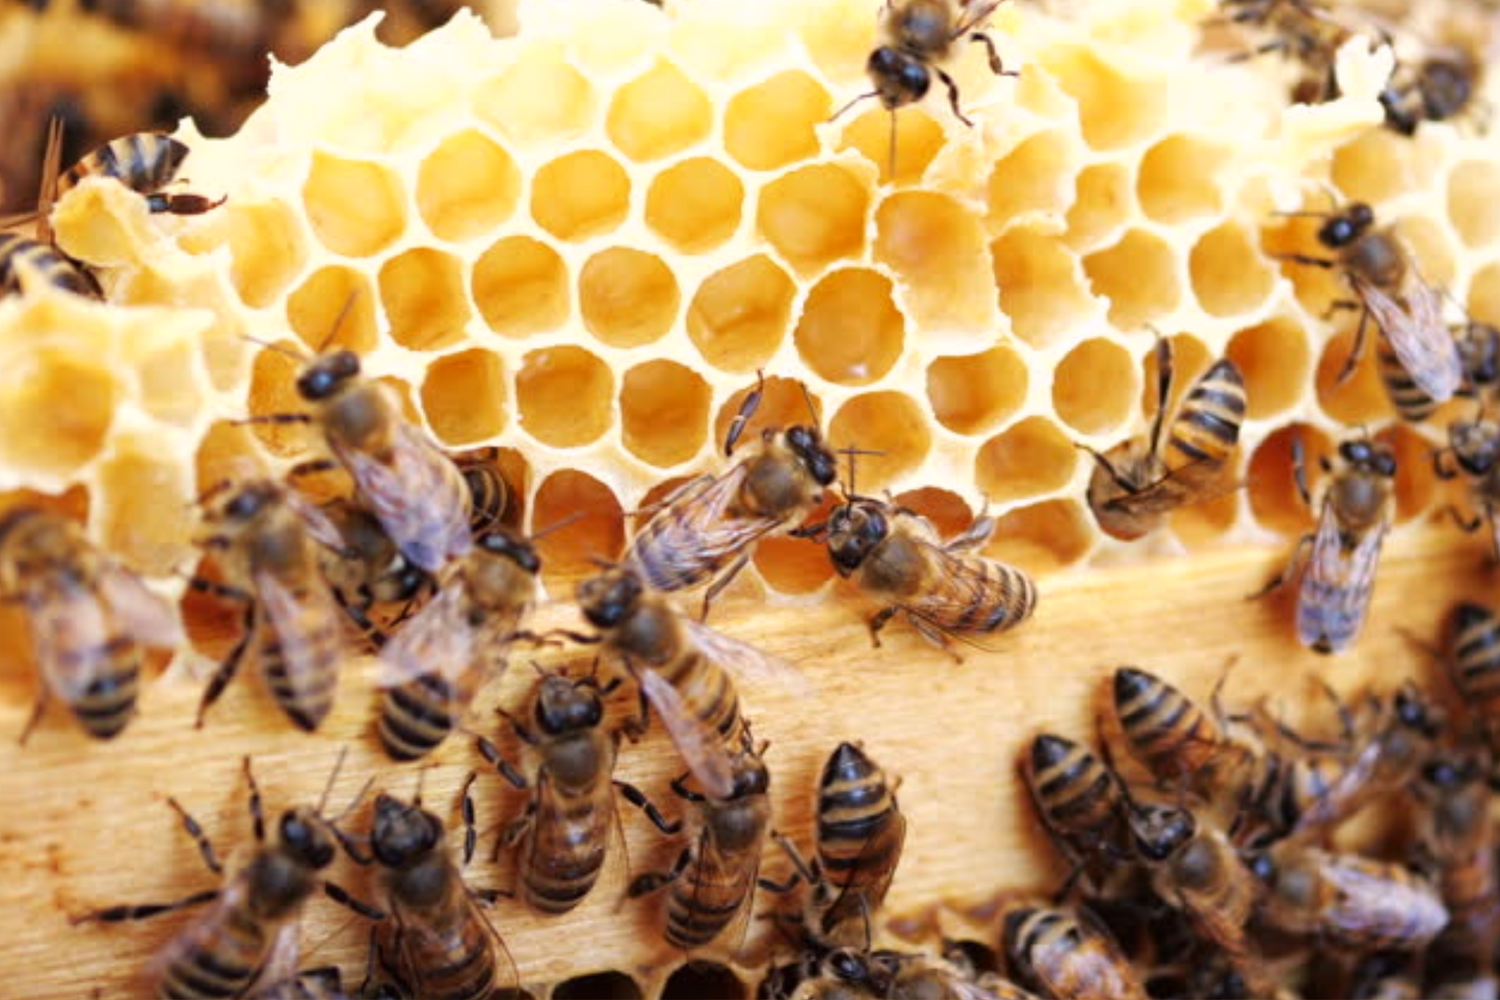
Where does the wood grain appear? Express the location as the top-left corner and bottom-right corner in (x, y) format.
(0, 527), (1486, 998)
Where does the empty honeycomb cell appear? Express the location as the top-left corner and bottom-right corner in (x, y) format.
(1247, 423), (1333, 536)
(1315, 325), (1392, 426)
(0, 348), (117, 479)
(793, 268), (905, 386)
(756, 163), (869, 274)
(1392, 215), (1457, 290)
(645, 157), (744, 253)
(95, 444), (190, 577)
(686, 255), (796, 372)
(1377, 424), (1437, 524)
(1226, 319), (1312, 419)
(1331, 129), (1421, 206)
(193, 421), (268, 496)
(247, 342), (317, 458)
(474, 45), (595, 145)
(1053, 338), (1136, 435)
(1039, 46), (1167, 151)
(987, 130), (1078, 227)
(1448, 160), (1500, 249)
(578, 247), (680, 348)
(926, 346), (1029, 436)
(378, 248), (472, 351)
(974, 417), (1076, 503)
(712, 375), (823, 453)
(531, 150), (631, 242)
(1170, 490), (1241, 549)
(724, 70), (830, 171)
(301, 151), (407, 258)
(415, 129), (522, 243)
(420, 349), (507, 446)
(838, 106), (944, 187)
(755, 496), (838, 595)
(894, 487), (975, 539)
(531, 471), (625, 588)
(1189, 221), (1276, 318)
(662, 961), (746, 1000)
(1083, 229), (1181, 329)
(983, 498), (1094, 575)
(472, 236), (570, 337)
(991, 228), (1096, 348)
(827, 392), (931, 491)
(619, 360), (712, 468)
(1065, 162), (1133, 252)
(1136, 135), (1226, 223)
(222, 202), (306, 309)
(287, 266), (379, 355)
(605, 60), (712, 162)
(1141, 333), (1213, 419)
(515, 346), (614, 448)
(874, 192), (993, 331)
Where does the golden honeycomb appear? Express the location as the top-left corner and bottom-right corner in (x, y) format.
(3, 0), (1500, 996)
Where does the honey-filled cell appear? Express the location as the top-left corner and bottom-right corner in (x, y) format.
(1189, 221), (1276, 318)
(991, 228), (1096, 348)
(516, 346), (614, 449)
(1247, 422), (1333, 537)
(474, 45), (595, 145)
(983, 498), (1095, 576)
(301, 151), (407, 258)
(531, 150), (631, 242)
(606, 60), (712, 162)
(619, 360), (712, 468)
(378, 247), (472, 352)
(1065, 161), (1133, 252)
(1053, 338), (1136, 435)
(1083, 228), (1181, 330)
(645, 157), (744, 253)
(712, 376), (822, 454)
(221, 201), (306, 310)
(1136, 134), (1226, 224)
(531, 471), (625, 590)
(974, 417), (1076, 504)
(1226, 318), (1312, 419)
(838, 106), (944, 187)
(1471, 262), (1500, 324)
(756, 162), (869, 274)
(894, 487), (975, 539)
(578, 247), (680, 349)
(1315, 325), (1393, 426)
(420, 349), (507, 446)
(472, 236), (570, 337)
(1330, 128), (1421, 207)
(1448, 160), (1500, 250)
(724, 70), (830, 172)
(686, 255), (795, 373)
(1170, 489), (1241, 549)
(987, 130), (1078, 227)
(287, 266), (379, 355)
(0, 348), (118, 480)
(193, 420), (269, 497)
(415, 129), (522, 243)
(794, 268), (905, 386)
(926, 346), (1029, 436)
(827, 392), (931, 491)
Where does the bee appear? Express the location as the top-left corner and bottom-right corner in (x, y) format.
(1380, 48), (1480, 136)
(769, 742), (907, 945)
(622, 373), (837, 619)
(788, 946), (1040, 1000)
(0, 231), (102, 299)
(311, 498), (432, 650)
(1280, 199), (1462, 422)
(1434, 415), (1500, 559)
(71, 753), (380, 1000)
(1021, 734), (1133, 894)
(1255, 434), (1396, 654)
(56, 132), (223, 216)
(626, 742), (774, 952)
(1218, 0), (1364, 103)
(575, 564), (807, 800)
(1248, 844), (1450, 952)
(1455, 319), (1500, 398)
(367, 784), (516, 1000)
(475, 666), (624, 915)
(1001, 905), (1149, 1000)
(0, 506), (181, 743)
(375, 527), (540, 761)
(1084, 342), (1247, 541)
(1410, 755), (1500, 967)
(191, 479), (352, 732)
(1443, 602), (1500, 752)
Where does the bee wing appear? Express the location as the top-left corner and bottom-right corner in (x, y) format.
(682, 618), (814, 695)
(254, 567), (349, 689)
(623, 465), (782, 590)
(637, 667), (737, 799)
(890, 542), (1034, 650)
(1319, 856), (1446, 944)
(247, 922), (303, 998)
(377, 579), (479, 687)
(1361, 279), (1463, 402)
(280, 489), (354, 556)
(826, 808), (907, 928)
(97, 561), (184, 648)
(29, 588), (111, 701)
(1296, 510), (1384, 654)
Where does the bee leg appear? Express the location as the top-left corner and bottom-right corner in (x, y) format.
(496, 707), (540, 746)
(145, 192), (226, 215)
(335, 591), (388, 650)
(166, 797), (222, 875)
(16, 687), (49, 747)
(615, 780), (683, 835)
(669, 771), (708, 803)
(476, 735), (528, 790)
(934, 67), (973, 127)
(724, 370), (767, 457)
(69, 887), (219, 925)
(243, 756), (267, 843)
(235, 413), (314, 427)
(195, 605), (254, 729)
(323, 881), (386, 921)
(909, 615), (963, 664)
(967, 32), (1017, 77)
(866, 606), (898, 648)
(497, 803), (535, 863)
(1245, 534), (1312, 600)
(628, 847), (691, 898)
(1332, 305), (1369, 387)
(946, 512), (996, 551)
(287, 457), (340, 479)
(460, 771), (479, 866)
(699, 552), (751, 622)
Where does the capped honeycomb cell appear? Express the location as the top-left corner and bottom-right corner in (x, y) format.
(987, 130), (1078, 228)
(793, 268), (905, 386)
(1083, 228), (1181, 329)
(991, 228), (1095, 348)
(1315, 326), (1392, 426)
(827, 391), (931, 490)
(531, 150), (631, 241)
(1392, 214), (1457, 290)
(712, 375), (822, 453)
(1137, 135), (1226, 223)
(415, 129), (521, 243)
(0, 347), (118, 479)
(756, 162), (869, 274)
(619, 360), (711, 468)
(472, 236), (570, 337)
(1248, 423), (1333, 536)
(287, 267), (379, 355)
(1066, 161), (1133, 252)
(645, 157), (744, 253)
(926, 346), (1029, 436)
(193, 420), (267, 496)
(531, 470), (625, 589)
(1226, 316), (1313, 418)
(578, 247), (680, 348)
(724, 70), (830, 171)
(983, 498), (1094, 575)
(94, 441), (190, 577)
(1189, 221), (1276, 318)
(516, 346), (614, 448)
(894, 487), (974, 538)
(1331, 129), (1422, 206)
(1377, 423), (1437, 524)
(875, 191), (993, 332)
(419, 349), (506, 446)
(378, 247), (472, 351)
(1040, 46), (1167, 151)
(606, 60), (712, 162)
(838, 106), (944, 186)
(474, 45), (595, 145)
(221, 202), (307, 309)
(974, 417), (1076, 503)
(662, 961), (746, 1000)
(1141, 334), (1212, 418)
(755, 496), (837, 595)
(301, 151), (407, 258)
(1448, 160), (1500, 249)
(1053, 338), (1136, 435)
(1170, 491), (1241, 549)
(687, 255), (796, 372)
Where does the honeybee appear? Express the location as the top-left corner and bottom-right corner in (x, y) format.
(575, 564), (807, 800)
(1456, 319), (1500, 398)
(0, 506), (181, 743)
(1001, 905), (1149, 1000)
(1218, 0), (1364, 103)
(1443, 602), (1500, 751)
(1021, 734), (1133, 894)
(192, 479), (352, 732)
(375, 527), (540, 761)
(1248, 844), (1450, 952)
(1380, 48), (1480, 136)
(622, 374), (837, 618)
(1434, 414), (1500, 559)
(788, 946), (1038, 1000)
(71, 753), (380, 999)
(311, 498), (432, 650)
(1256, 434), (1396, 654)
(1085, 342), (1247, 541)
(1410, 754), (1500, 967)
(57, 132), (223, 215)
(0, 231), (102, 299)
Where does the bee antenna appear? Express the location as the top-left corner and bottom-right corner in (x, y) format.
(317, 290), (363, 354)
(241, 333), (313, 366)
(799, 380), (821, 428)
(315, 746), (351, 816)
(828, 89), (879, 125)
(529, 512), (583, 542)
(529, 659), (549, 678)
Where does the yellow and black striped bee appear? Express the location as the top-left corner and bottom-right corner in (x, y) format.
(1410, 754), (1499, 971)
(71, 753), (379, 1000)
(1444, 602), (1500, 753)
(1381, 47), (1481, 136)
(375, 527), (540, 761)
(0, 506), (181, 743)
(1001, 905), (1149, 1000)
(192, 480), (352, 732)
(1257, 434), (1396, 654)
(1021, 734), (1133, 894)
(1218, 0), (1373, 104)
(309, 498), (432, 650)
(0, 231), (102, 299)
(1085, 342), (1247, 541)
(57, 132), (222, 216)
(783, 946), (1039, 1000)
(1434, 415), (1500, 559)
(622, 373), (837, 619)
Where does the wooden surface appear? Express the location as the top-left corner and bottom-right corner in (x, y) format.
(0, 526), (1487, 998)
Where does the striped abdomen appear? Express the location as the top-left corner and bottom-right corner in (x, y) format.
(156, 904), (269, 999)
(1025, 734), (1128, 862)
(0, 234), (100, 298)
(378, 673), (458, 760)
(66, 639), (141, 740)
(1003, 906), (1145, 1000)
(815, 742), (905, 932)
(1377, 341), (1441, 422)
(59, 133), (188, 198)
(1112, 667), (1224, 781)
(938, 554), (1038, 635)
(665, 848), (755, 950)
(393, 900), (498, 1000)
(1163, 358), (1246, 477)
(257, 596), (339, 732)
(519, 774), (611, 915)
(658, 649), (747, 751)
(1449, 602), (1500, 748)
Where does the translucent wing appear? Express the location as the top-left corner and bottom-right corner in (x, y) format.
(1296, 510), (1384, 654)
(28, 587), (110, 701)
(280, 489), (355, 556)
(622, 465), (782, 592)
(825, 809), (907, 932)
(97, 561), (184, 649)
(957, 0), (1004, 31)
(683, 618), (813, 695)
(1360, 278), (1463, 402)
(377, 578), (480, 688)
(638, 667), (736, 799)
(254, 567), (348, 696)
(248, 923), (303, 998)
(896, 541), (1035, 640)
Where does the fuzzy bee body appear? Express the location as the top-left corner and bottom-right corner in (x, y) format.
(0, 232), (101, 299)
(1002, 906), (1148, 1000)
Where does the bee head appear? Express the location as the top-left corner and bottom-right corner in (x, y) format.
(477, 528), (541, 574)
(279, 808), (337, 870)
(1318, 202), (1375, 248)
(1451, 420), (1500, 476)
(297, 349), (361, 401)
(1129, 802), (1195, 862)
(576, 567), (642, 629)
(371, 793), (441, 868)
(868, 46), (930, 108)
(826, 500), (890, 576)
(826, 948), (874, 986)
(785, 425), (838, 488)
(728, 751), (771, 799)
(1339, 439), (1396, 477)
(535, 673), (604, 735)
